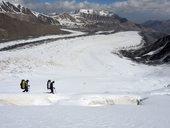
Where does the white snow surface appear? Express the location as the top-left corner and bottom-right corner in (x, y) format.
(78, 9), (113, 16)
(79, 9), (95, 15)
(0, 30), (170, 128)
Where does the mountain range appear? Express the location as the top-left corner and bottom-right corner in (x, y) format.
(0, 1), (63, 42)
(0, 1), (148, 42)
(52, 9), (145, 32)
(143, 20), (170, 34)
(0, 1), (170, 65)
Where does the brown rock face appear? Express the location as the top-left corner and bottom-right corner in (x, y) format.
(0, 1), (62, 42)
(0, 13), (62, 42)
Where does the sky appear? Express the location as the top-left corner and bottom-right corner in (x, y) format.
(1, 0), (170, 23)
(36, 0), (124, 4)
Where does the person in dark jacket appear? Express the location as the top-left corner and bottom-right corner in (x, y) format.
(23, 80), (30, 92)
(50, 81), (55, 94)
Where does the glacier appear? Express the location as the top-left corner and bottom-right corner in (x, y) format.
(0, 30), (170, 128)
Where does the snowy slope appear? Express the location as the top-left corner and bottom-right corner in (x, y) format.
(78, 9), (112, 16)
(0, 31), (170, 127)
(0, 31), (170, 96)
(1, 96), (170, 128)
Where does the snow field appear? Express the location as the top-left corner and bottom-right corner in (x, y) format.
(0, 93), (142, 106)
(0, 31), (170, 98)
(0, 94), (61, 106)
(0, 30), (170, 128)
(0, 95), (170, 128)
(0, 29), (170, 128)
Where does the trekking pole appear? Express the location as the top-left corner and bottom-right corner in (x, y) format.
(54, 87), (56, 94)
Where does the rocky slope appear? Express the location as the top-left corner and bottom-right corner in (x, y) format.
(143, 20), (170, 34)
(119, 35), (170, 64)
(53, 9), (144, 32)
(0, 13), (63, 41)
(0, 1), (62, 42)
(0, 1), (59, 25)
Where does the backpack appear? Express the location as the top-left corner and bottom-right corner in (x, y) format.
(47, 80), (51, 89)
(20, 80), (26, 89)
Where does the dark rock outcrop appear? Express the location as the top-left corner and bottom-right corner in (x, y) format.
(120, 34), (170, 64)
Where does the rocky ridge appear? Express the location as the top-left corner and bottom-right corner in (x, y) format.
(120, 35), (170, 64)
(0, 1), (62, 42)
(53, 9), (144, 32)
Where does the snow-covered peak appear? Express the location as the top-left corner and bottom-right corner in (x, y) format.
(0, 1), (19, 12)
(79, 9), (96, 15)
(31, 11), (41, 17)
(76, 9), (114, 17)
(0, 1), (9, 12)
(1, 0), (7, 5)
(0, 1), (33, 15)
(99, 10), (108, 16)
(99, 10), (114, 16)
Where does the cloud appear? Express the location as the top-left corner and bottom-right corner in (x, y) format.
(112, 0), (170, 12)
(109, 0), (170, 22)
(25, 0), (109, 13)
